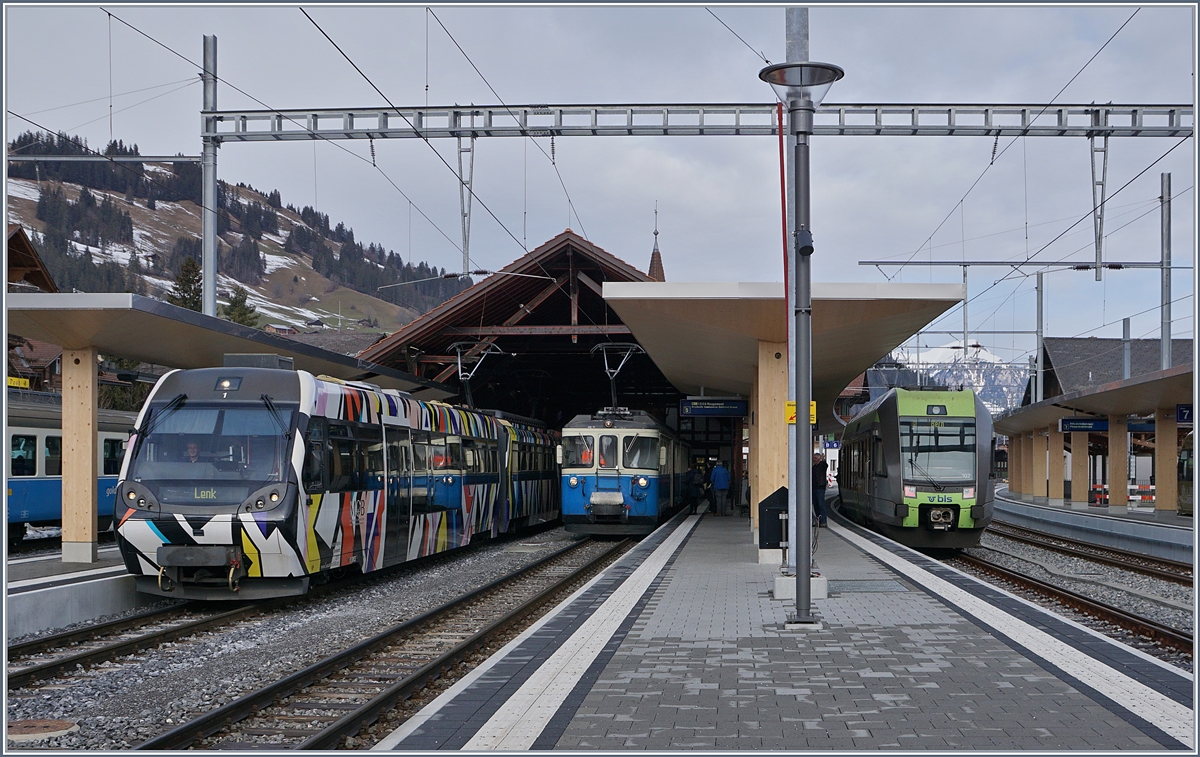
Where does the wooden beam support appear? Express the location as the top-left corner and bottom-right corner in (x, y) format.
(442, 325), (632, 336)
(62, 347), (99, 563)
(1154, 407), (1178, 512)
(431, 273), (570, 383)
(575, 270), (604, 298)
(1070, 431), (1090, 507)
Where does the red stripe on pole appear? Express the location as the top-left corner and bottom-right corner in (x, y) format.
(778, 101), (788, 353)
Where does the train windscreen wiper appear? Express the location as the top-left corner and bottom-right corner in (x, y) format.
(261, 394), (289, 437)
(130, 393), (188, 458)
(907, 455), (944, 491)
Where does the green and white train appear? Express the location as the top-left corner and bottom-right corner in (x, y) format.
(835, 388), (994, 549)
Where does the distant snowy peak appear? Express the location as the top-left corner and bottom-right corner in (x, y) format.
(894, 340), (1006, 365)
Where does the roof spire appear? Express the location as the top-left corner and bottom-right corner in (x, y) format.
(648, 202), (665, 282)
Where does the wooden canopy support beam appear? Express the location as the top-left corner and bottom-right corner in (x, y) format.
(443, 325), (632, 337)
(432, 272), (571, 383)
(575, 270), (604, 298)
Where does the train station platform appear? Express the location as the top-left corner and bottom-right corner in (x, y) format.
(6, 544), (157, 639)
(377, 509), (1193, 751)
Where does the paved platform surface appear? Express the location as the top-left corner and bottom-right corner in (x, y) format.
(7, 545), (126, 591)
(999, 487), (1194, 529)
(378, 510), (1193, 751)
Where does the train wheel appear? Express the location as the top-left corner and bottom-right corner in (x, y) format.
(8, 522), (27, 547)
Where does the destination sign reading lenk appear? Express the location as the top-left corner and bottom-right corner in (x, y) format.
(680, 399), (748, 417)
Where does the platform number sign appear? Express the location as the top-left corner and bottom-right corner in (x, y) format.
(1178, 404), (1193, 425)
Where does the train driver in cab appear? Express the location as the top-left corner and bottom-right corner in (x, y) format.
(184, 441), (201, 463)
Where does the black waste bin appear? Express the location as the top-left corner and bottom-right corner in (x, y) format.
(757, 486), (789, 549)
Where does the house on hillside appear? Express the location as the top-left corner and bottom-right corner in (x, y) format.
(264, 324), (299, 336)
(8, 224), (58, 293)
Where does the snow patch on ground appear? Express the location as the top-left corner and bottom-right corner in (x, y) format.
(6, 178), (41, 202)
(262, 251), (295, 274)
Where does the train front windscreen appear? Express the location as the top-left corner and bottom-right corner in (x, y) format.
(900, 418), (976, 484)
(126, 402), (295, 506)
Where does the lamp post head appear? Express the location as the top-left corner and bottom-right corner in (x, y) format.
(758, 61), (844, 106)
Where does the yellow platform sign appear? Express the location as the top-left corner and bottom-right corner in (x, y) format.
(7, 376), (30, 389)
(785, 401), (816, 425)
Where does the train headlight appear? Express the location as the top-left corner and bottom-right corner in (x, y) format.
(127, 490), (137, 501)
(903, 485), (916, 498)
(255, 499), (265, 509)
(635, 476), (649, 488)
(269, 491), (280, 502)
(136, 498), (146, 508)
(568, 476), (579, 487)
(962, 486), (975, 499)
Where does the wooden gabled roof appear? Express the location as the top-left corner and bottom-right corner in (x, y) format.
(7, 224), (58, 293)
(359, 230), (652, 377)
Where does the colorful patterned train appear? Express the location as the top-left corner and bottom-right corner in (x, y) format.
(114, 367), (559, 599)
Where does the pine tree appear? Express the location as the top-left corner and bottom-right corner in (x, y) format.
(222, 285), (259, 328)
(167, 257), (203, 311)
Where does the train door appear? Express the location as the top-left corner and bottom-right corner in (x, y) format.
(596, 434), (619, 492)
(383, 427), (410, 566)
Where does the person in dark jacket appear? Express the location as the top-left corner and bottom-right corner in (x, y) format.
(710, 460), (731, 516)
(812, 452), (829, 526)
(683, 464), (704, 514)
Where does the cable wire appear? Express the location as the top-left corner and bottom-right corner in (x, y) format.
(887, 8), (1142, 279)
(427, 8), (589, 240)
(299, 7), (530, 259)
(705, 8), (770, 64)
(99, 7), (463, 256)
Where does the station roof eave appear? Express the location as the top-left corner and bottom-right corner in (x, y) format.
(6, 293), (454, 399)
(993, 363), (1193, 436)
(603, 281), (963, 429)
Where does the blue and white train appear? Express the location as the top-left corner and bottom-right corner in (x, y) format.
(6, 393), (134, 545)
(558, 409), (689, 536)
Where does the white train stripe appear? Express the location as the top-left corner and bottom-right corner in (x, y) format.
(462, 513), (702, 751)
(834, 523), (1195, 749)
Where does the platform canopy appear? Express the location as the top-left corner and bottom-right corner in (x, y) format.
(993, 363), (1193, 436)
(6, 293), (453, 398)
(603, 281), (964, 428)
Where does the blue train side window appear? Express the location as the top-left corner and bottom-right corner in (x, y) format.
(11, 434), (36, 477)
(103, 438), (124, 475)
(45, 435), (62, 476)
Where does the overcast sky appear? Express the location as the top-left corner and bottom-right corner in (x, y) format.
(4, 4), (1195, 362)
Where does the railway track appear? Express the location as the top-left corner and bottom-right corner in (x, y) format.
(988, 520), (1192, 585)
(7, 602), (270, 691)
(951, 552), (1193, 655)
(134, 537), (629, 750)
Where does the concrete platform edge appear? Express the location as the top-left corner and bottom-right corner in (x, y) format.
(7, 574), (158, 640)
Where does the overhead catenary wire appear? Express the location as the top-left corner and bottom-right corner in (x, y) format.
(299, 7), (531, 262)
(99, 7), (463, 257)
(427, 8), (589, 242)
(705, 8), (770, 64)
(887, 8), (1142, 280)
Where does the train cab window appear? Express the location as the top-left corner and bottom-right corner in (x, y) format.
(562, 435), (595, 468)
(872, 436), (887, 477)
(44, 436), (63, 477)
(622, 436), (659, 470)
(413, 441), (428, 472)
(103, 438), (124, 475)
(10, 435), (37, 477)
(598, 435), (617, 469)
(463, 441), (479, 473)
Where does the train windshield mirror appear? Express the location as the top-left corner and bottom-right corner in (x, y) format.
(598, 435), (617, 469)
(622, 436), (659, 470)
(900, 418), (976, 483)
(561, 435), (595, 468)
(10, 434), (37, 477)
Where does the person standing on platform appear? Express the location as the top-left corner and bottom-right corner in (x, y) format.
(812, 452), (829, 526)
(683, 464), (704, 514)
(710, 459), (731, 516)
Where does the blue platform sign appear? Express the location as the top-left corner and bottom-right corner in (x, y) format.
(1059, 418), (1107, 432)
(1178, 404), (1193, 424)
(680, 399), (748, 417)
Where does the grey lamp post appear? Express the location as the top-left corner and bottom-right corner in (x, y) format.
(759, 60), (843, 624)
